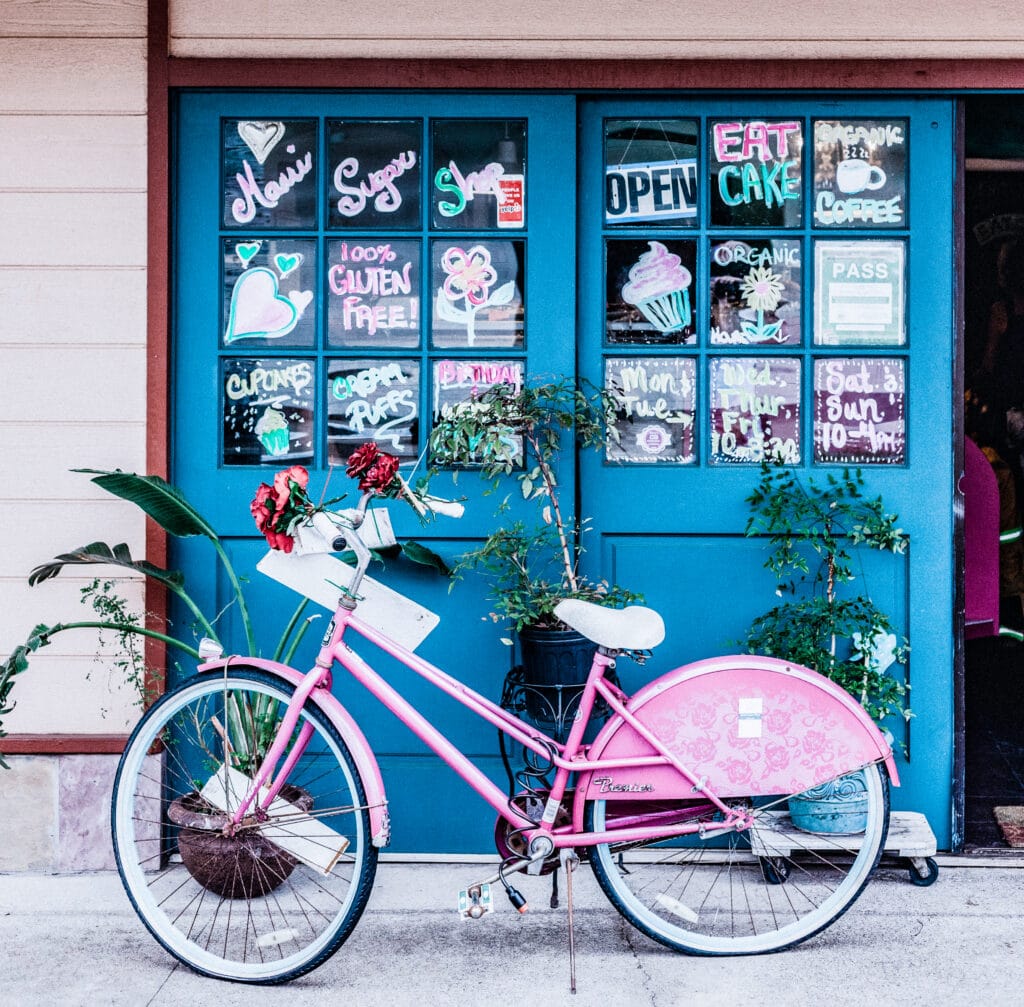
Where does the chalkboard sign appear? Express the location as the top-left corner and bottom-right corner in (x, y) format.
(327, 119), (422, 230)
(222, 119), (317, 230)
(431, 358), (524, 464)
(709, 356), (801, 464)
(814, 240), (906, 346)
(222, 357), (314, 466)
(431, 240), (525, 348)
(710, 238), (802, 346)
(813, 119), (908, 229)
(606, 240), (696, 345)
(604, 118), (699, 227)
(709, 119), (803, 228)
(327, 239), (421, 348)
(327, 358), (420, 463)
(604, 356), (696, 464)
(814, 357), (906, 464)
(431, 119), (526, 231)
(221, 238), (316, 348)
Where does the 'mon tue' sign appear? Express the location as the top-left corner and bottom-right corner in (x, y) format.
(606, 159), (698, 223)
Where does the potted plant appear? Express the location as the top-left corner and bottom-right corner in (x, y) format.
(428, 377), (641, 719)
(1, 459), (446, 891)
(742, 463), (911, 834)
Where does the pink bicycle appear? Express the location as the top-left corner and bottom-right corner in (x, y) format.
(112, 487), (895, 984)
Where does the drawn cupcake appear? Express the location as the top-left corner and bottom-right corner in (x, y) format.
(622, 241), (693, 335)
(255, 406), (290, 457)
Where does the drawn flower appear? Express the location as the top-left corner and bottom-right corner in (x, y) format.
(740, 265), (785, 313)
(440, 245), (497, 306)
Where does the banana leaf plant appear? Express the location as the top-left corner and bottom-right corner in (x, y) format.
(0, 468), (448, 769)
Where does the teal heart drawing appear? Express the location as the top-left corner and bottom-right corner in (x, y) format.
(235, 241), (262, 266)
(274, 252), (303, 277)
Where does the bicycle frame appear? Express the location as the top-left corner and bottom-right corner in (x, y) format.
(214, 600), (750, 854)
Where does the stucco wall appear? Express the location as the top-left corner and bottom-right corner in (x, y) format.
(0, 0), (148, 740)
(169, 0), (1024, 59)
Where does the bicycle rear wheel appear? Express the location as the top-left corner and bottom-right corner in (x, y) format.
(112, 669), (377, 983)
(587, 762), (889, 955)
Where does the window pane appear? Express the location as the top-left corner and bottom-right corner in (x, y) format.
(710, 238), (802, 346)
(709, 356), (801, 464)
(222, 238), (316, 349)
(430, 120), (526, 230)
(327, 239), (421, 348)
(327, 119), (422, 230)
(606, 239), (696, 345)
(605, 356), (696, 463)
(814, 357), (906, 464)
(223, 118), (317, 229)
(222, 357), (315, 466)
(431, 240), (524, 348)
(604, 118), (699, 227)
(813, 119), (908, 228)
(327, 358), (420, 463)
(709, 119), (803, 228)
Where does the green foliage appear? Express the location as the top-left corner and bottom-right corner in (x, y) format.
(429, 377), (639, 633)
(743, 463), (911, 727)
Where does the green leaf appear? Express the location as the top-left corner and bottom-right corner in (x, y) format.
(75, 470), (217, 540)
(28, 541), (185, 590)
(400, 540), (451, 575)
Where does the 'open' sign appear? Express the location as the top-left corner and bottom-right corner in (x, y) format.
(606, 159), (698, 223)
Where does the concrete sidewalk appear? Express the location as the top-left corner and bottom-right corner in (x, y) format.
(1, 858), (1022, 1006)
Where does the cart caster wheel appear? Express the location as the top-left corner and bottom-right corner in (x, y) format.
(909, 857), (938, 886)
(760, 857), (790, 885)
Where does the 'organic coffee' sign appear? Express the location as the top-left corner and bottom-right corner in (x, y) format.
(605, 356), (696, 463)
(813, 119), (908, 228)
(709, 356), (801, 464)
(814, 357), (905, 464)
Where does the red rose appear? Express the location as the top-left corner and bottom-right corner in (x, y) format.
(346, 442), (381, 480)
(347, 443), (400, 494)
(272, 465), (309, 512)
(250, 483), (275, 533)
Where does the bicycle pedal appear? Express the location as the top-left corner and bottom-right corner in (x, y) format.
(457, 883), (494, 920)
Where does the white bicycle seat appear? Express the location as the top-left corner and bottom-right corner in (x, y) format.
(554, 599), (666, 651)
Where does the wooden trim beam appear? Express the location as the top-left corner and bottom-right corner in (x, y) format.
(3, 735), (128, 755)
(166, 56), (1024, 92)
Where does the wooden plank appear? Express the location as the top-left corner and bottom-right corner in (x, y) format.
(1, 0), (146, 38)
(2, 653), (143, 734)
(0, 577), (146, 651)
(1, 734), (128, 754)
(0, 422), (145, 498)
(0, 345), (147, 422)
(0, 268), (145, 345)
(0, 115), (146, 191)
(169, 0), (1024, 59)
(0, 193), (146, 267)
(750, 810), (937, 859)
(0, 501), (146, 577)
(0, 39), (145, 114)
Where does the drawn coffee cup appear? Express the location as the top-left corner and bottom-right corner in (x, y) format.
(835, 159), (887, 195)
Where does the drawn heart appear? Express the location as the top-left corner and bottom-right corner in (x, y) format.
(275, 252), (302, 277)
(235, 241), (262, 266)
(287, 289), (313, 316)
(224, 268), (299, 343)
(237, 121), (285, 165)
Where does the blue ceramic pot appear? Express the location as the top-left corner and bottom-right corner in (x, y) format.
(788, 770), (869, 835)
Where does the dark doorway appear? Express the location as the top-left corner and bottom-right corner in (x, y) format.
(963, 96), (1024, 851)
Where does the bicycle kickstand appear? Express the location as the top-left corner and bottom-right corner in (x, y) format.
(560, 848), (580, 995)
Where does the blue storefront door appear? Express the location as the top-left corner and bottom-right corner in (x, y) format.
(172, 92), (577, 852)
(578, 97), (956, 847)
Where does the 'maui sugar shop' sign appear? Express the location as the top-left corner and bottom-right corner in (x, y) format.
(606, 159), (698, 223)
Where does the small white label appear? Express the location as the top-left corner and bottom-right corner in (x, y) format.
(257, 928), (300, 948)
(655, 893), (699, 923)
(738, 697), (763, 738)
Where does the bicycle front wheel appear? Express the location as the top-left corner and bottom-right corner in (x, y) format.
(587, 762), (890, 955)
(112, 669), (378, 983)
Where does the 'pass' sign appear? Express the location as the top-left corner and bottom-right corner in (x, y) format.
(606, 159), (698, 223)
